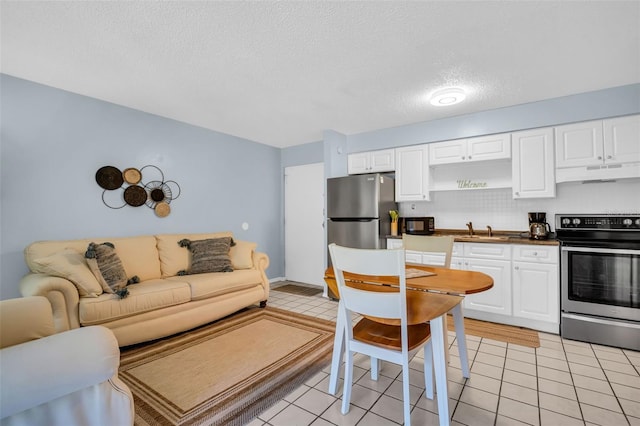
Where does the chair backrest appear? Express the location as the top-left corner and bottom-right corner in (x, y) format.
(328, 244), (407, 322)
(402, 234), (454, 268)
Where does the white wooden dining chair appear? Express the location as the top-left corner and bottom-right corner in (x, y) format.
(402, 234), (471, 379)
(328, 243), (435, 426)
(402, 234), (454, 268)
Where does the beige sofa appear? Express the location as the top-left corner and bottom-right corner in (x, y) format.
(0, 296), (134, 426)
(19, 232), (270, 347)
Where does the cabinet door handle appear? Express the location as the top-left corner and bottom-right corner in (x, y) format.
(468, 155), (472, 160)
(514, 266), (519, 270)
(514, 192), (520, 197)
(461, 156), (465, 160)
(598, 156), (603, 160)
(607, 155), (613, 159)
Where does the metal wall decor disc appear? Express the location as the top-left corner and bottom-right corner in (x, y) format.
(155, 202), (171, 217)
(123, 167), (142, 184)
(139, 165), (164, 184)
(150, 188), (165, 202)
(96, 166), (124, 190)
(124, 185), (147, 207)
(101, 188), (126, 209)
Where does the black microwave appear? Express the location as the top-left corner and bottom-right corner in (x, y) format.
(401, 217), (435, 235)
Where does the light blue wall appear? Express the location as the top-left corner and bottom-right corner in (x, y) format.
(280, 140), (323, 168)
(0, 75), (283, 299)
(346, 83), (640, 154)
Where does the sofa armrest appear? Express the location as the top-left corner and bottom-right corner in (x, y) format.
(0, 297), (55, 349)
(19, 273), (81, 332)
(253, 251), (269, 271)
(0, 326), (120, 419)
(253, 251), (270, 300)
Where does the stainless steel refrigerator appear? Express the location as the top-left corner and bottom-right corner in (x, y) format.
(327, 173), (397, 258)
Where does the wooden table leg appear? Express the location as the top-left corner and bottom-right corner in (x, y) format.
(328, 300), (345, 395)
(451, 303), (470, 378)
(431, 314), (450, 426)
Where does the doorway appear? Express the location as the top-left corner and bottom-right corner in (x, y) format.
(284, 163), (325, 289)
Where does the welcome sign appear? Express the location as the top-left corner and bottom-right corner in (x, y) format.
(457, 180), (488, 189)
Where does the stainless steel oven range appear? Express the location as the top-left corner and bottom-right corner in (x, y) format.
(556, 214), (640, 351)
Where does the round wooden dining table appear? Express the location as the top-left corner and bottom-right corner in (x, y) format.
(324, 264), (493, 426)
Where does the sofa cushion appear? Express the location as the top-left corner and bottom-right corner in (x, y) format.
(24, 236), (162, 282)
(156, 232), (233, 277)
(109, 236), (162, 281)
(178, 237), (235, 274)
(229, 240), (257, 270)
(85, 243), (130, 297)
(79, 279), (191, 325)
(167, 269), (263, 301)
(31, 249), (103, 297)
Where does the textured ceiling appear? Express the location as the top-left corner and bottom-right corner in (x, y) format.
(2, 1), (639, 148)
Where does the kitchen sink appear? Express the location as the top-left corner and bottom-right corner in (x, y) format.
(463, 235), (511, 241)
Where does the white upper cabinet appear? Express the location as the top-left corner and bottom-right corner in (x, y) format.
(555, 115), (640, 168)
(429, 133), (511, 165)
(347, 149), (395, 174)
(395, 144), (430, 201)
(603, 115), (640, 164)
(467, 133), (512, 162)
(511, 127), (556, 199)
(429, 139), (467, 164)
(555, 120), (605, 168)
(555, 115), (640, 183)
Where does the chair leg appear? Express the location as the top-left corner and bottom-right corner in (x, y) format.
(431, 315), (450, 426)
(424, 341), (434, 400)
(402, 358), (412, 426)
(341, 349), (354, 415)
(329, 303), (346, 395)
(451, 303), (470, 378)
(371, 357), (379, 381)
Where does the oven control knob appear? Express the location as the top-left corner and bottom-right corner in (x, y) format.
(623, 218), (633, 226)
(572, 218), (581, 225)
(562, 218), (571, 226)
(636, 219), (640, 226)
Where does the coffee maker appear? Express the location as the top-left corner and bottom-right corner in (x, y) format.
(528, 212), (551, 240)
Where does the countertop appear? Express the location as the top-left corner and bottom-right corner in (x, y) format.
(387, 229), (559, 246)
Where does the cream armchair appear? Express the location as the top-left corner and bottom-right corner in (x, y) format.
(0, 297), (134, 426)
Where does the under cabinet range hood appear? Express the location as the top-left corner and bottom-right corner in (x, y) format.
(556, 162), (640, 183)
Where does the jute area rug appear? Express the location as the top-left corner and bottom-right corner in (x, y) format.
(447, 315), (540, 348)
(119, 307), (335, 426)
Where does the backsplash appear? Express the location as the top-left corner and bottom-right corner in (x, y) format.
(398, 179), (640, 232)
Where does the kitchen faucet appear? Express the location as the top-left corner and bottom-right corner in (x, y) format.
(466, 222), (474, 236)
(487, 225), (493, 237)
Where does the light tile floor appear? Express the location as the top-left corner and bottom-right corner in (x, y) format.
(248, 283), (640, 426)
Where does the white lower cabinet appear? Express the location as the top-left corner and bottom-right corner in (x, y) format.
(388, 239), (560, 333)
(512, 262), (558, 324)
(455, 242), (558, 333)
(511, 245), (559, 333)
(453, 244), (512, 317)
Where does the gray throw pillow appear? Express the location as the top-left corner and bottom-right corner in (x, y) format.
(85, 242), (137, 298)
(178, 237), (235, 275)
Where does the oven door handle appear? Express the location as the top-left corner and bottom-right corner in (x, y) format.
(561, 246), (640, 255)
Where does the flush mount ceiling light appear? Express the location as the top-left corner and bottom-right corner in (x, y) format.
(429, 87), (466, 106)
